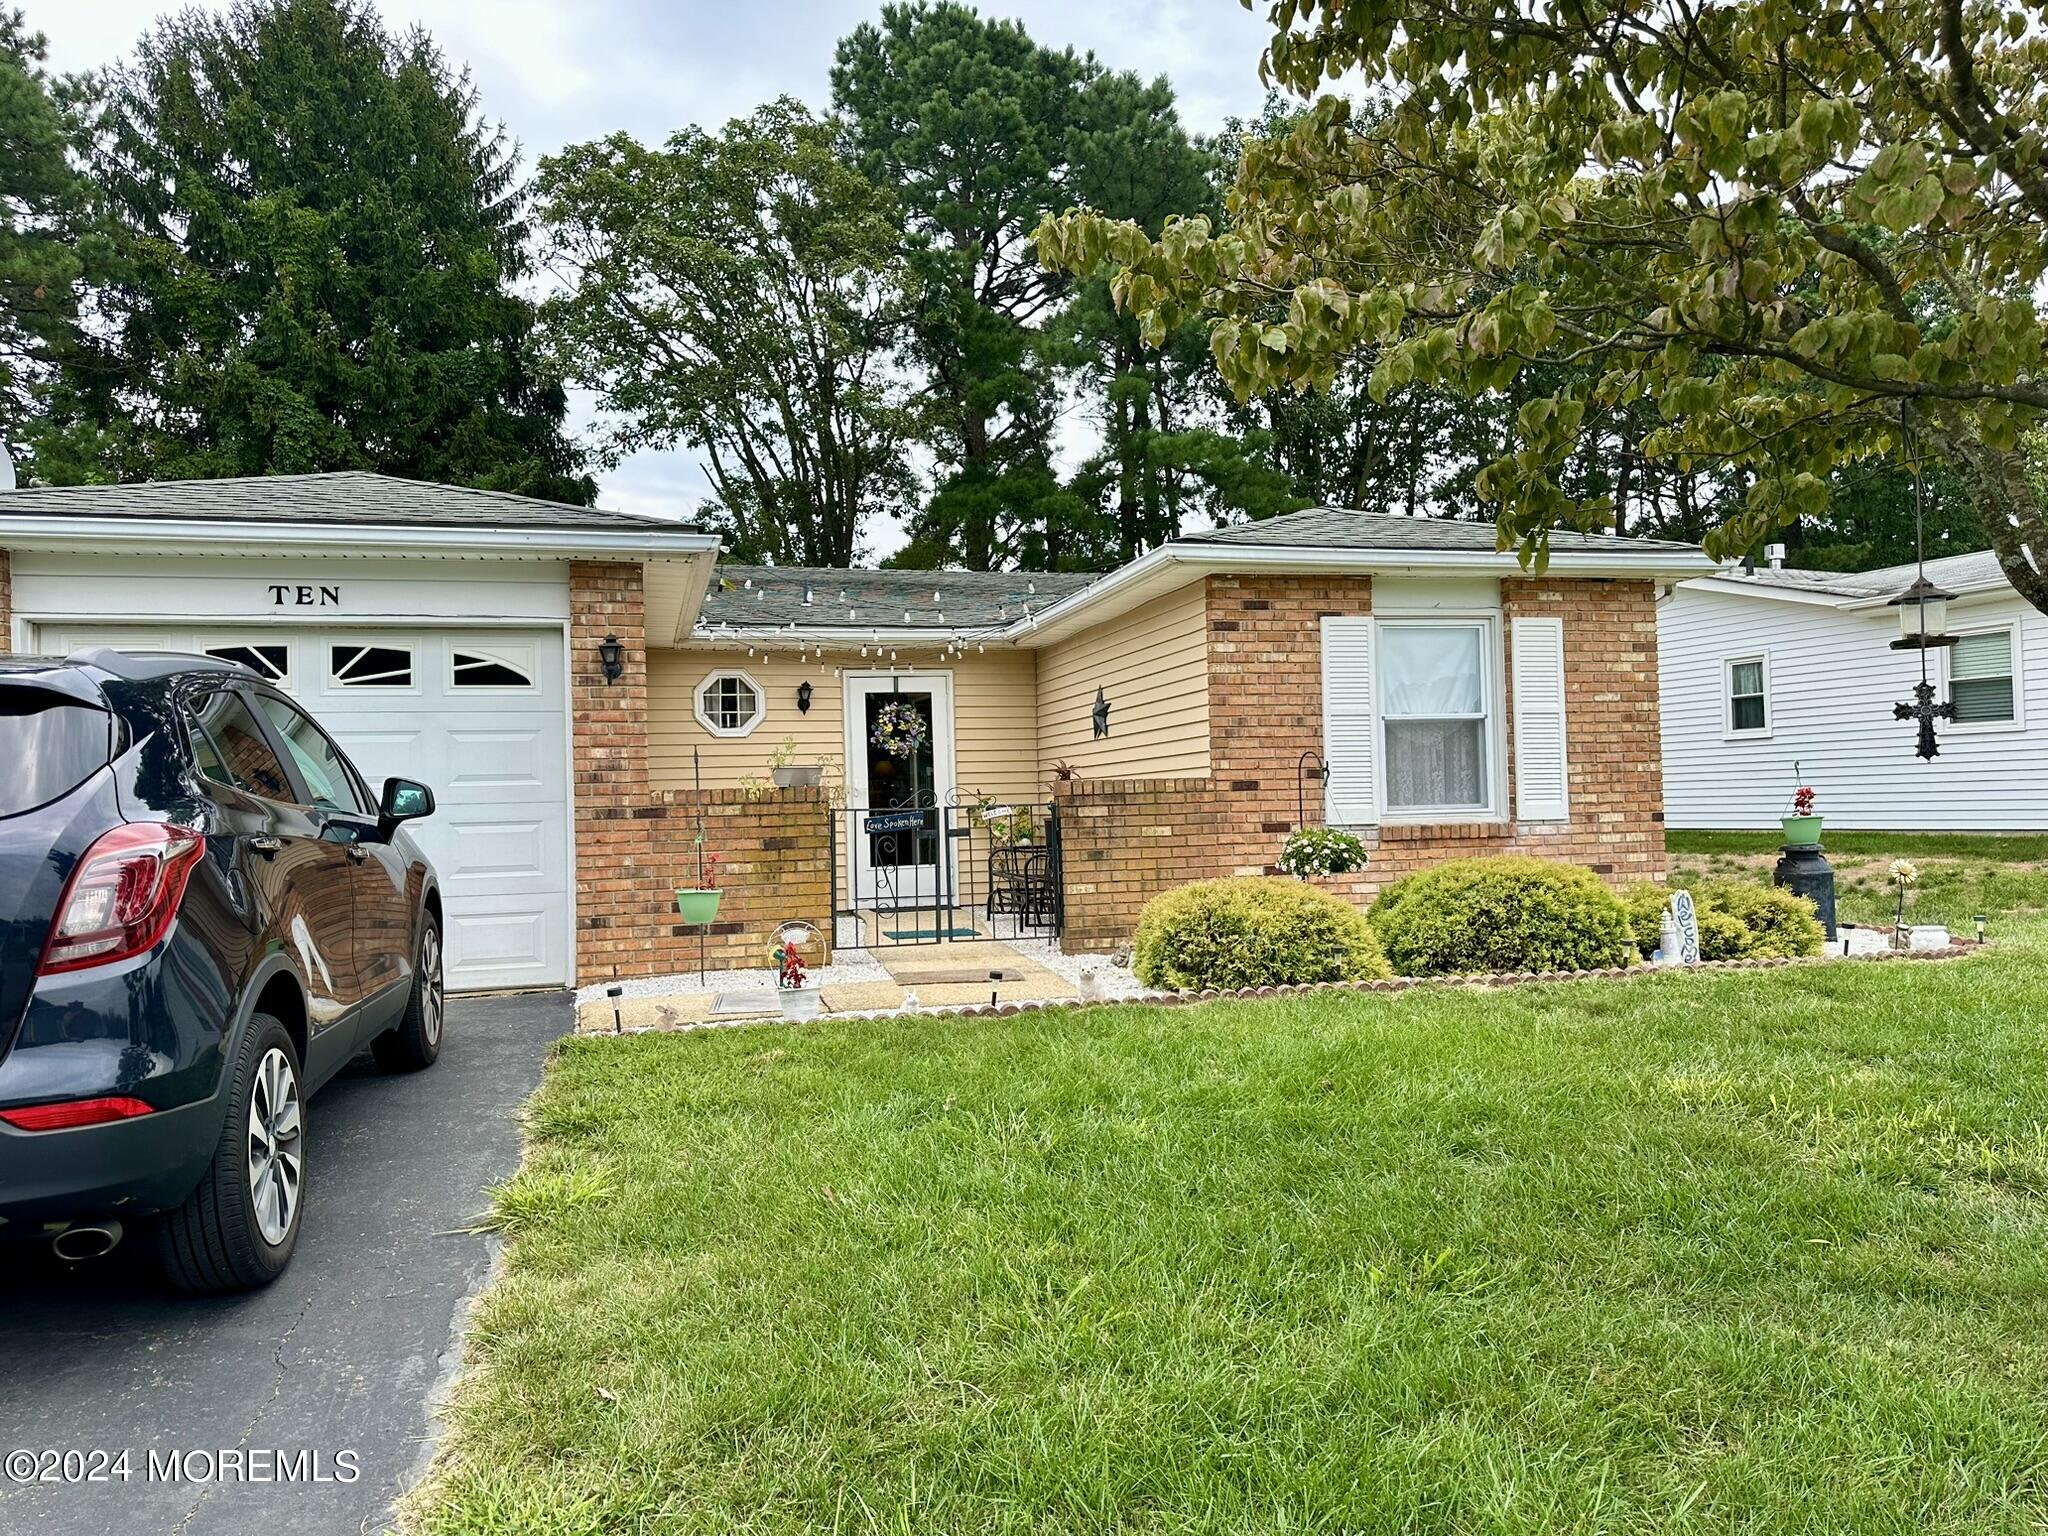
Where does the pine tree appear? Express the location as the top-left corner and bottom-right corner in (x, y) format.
(35, 0), (589, 501)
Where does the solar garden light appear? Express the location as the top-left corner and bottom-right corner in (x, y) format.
(606, 985), (624, 1035)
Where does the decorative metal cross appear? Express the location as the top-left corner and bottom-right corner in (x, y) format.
(1893, 680), (1955, 760)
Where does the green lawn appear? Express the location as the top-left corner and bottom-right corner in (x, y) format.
(1667, 831), (2048, 932)
(414, 905), (2048, 1530)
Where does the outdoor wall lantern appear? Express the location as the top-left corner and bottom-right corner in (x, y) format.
(1092, 685), (1112, 738)
(797, 680), (814, 714)
(598, 633), (625, 684)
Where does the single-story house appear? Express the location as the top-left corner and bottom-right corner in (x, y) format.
(1659, 548), (2044, 830)
(0, 473), (1712, 989)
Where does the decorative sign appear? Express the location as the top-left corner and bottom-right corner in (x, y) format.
(1668, 888), (1701, 965)
(865, 810), (927, 834)
(269, 583), (341, 608)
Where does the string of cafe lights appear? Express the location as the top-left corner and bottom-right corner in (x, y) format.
(690, 573), (1050, 677)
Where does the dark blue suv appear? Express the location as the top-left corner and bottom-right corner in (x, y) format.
(0, 649), (443, 1291)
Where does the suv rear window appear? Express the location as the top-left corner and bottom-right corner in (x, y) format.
(0, 693), (114, 817)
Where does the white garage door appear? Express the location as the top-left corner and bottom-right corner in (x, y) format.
(45, 625), (571, 992)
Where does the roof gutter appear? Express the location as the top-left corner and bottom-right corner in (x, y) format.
(0, 514), (719, 559)
(1014, 539), (1716, 644)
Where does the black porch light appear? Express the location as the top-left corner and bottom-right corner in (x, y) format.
(797, 680), (814, 714)
(597, 633), (625, 684)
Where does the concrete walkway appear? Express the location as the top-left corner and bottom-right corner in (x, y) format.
(577, 935), (1079, 1031)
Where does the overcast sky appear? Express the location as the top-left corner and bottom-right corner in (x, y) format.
(21, 0), (1278, 536)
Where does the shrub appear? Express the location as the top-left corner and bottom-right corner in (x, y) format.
(1695, 906), (1752, 961)
(1367, 856), (1636, 976)
(1618, 882), (1673, 958)
(1132, 877), (1392, 990)
(1696, 881), (1826, 959)
(1278, 826), (1368, 877)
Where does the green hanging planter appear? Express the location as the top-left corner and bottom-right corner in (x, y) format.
(1780, 814), (1824, 847)
(675, 888), (723, 925)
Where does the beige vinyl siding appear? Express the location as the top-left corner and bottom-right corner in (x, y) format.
(1036, 583), (1211, 778)
(649, 646), (1042, 804)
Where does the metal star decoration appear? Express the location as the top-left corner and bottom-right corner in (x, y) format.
(1091, 686), (1112, 738)
(1893, 680), (1954, 760)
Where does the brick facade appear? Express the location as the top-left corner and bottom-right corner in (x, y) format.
(569, 562), (835, 979)
(1053, 573), (1667, 952)
(581, 785), (835, 979)
(0, 548), (11, 653)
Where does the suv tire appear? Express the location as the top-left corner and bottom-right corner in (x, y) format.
(157, 1013), (304, 1292)
(373, 917), (444, 1073)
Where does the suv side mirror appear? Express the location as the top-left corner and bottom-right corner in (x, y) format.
(379, 777), (435, 834)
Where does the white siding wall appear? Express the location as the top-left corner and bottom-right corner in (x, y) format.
(1659, 583), (2048, 829)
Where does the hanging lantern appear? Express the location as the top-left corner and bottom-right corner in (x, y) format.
(1888, 576), (1958, 650)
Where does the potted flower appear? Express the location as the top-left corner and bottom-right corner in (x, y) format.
(675, 850), (722, 926)
(1781, 784), (1823, 846)
(769, 737), (823, 789)
(1278, 826), (1368, 878)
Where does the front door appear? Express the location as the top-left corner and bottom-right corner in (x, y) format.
(844, 672), (955, 906)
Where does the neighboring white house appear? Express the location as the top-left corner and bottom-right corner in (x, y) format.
(1659, 548), (2046, 830)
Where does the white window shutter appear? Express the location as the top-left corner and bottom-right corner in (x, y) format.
(1320, 617), (1377, 825)
(1511, 616), (1570, 822)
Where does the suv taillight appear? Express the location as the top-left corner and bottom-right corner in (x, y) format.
(37, 823), (206, 976)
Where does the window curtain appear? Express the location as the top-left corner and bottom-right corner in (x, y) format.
(1381, 625), (1486, 810)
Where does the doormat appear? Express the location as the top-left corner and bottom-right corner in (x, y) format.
(883, 926), (982, 941)
(890, 967), (1017, 985)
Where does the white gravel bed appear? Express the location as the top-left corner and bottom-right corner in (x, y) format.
(1002, 936), (1159, 1002)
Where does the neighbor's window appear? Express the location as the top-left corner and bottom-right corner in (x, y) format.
(1378, 621), (1493, 815)
(694, 671), (763, 737)
(1727, 657), (1769, 734)
(330, 644), (414, 689)
(1950, 628), (2017, 724)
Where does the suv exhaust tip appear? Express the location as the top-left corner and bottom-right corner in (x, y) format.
(51, 1220), (123, 1262)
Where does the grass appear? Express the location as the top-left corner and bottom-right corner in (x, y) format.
(1666, 831), (2048, 932)
(1667, 829), (2048, 862)
(413, 877), (2048, 1531)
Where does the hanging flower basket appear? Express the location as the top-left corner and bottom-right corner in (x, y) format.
(1781, 784), (1821, 846)
(675, 888), (723, 925)
(870, 699), (928, 759)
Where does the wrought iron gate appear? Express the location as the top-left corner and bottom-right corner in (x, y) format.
(831, 794), (1063, 949)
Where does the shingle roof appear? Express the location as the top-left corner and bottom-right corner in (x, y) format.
(699, 566), (1101, 630)
(1727, 548), (2008, 599)
(0, 470), (675, 531)
(1179, 506), (1703, 554)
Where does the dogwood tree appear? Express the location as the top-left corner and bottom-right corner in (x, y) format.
(1036, 0), (2048, 611)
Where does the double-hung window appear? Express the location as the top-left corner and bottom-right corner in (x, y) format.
(1726, 657), (1769, 735)
(1378, 621), (1494, 817)
(1949, 628), (2017, 725)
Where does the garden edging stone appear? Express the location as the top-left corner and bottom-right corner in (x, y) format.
(583, 942), (1983, 1037)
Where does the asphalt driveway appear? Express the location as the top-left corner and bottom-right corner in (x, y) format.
(0, 990), (570, 1536)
